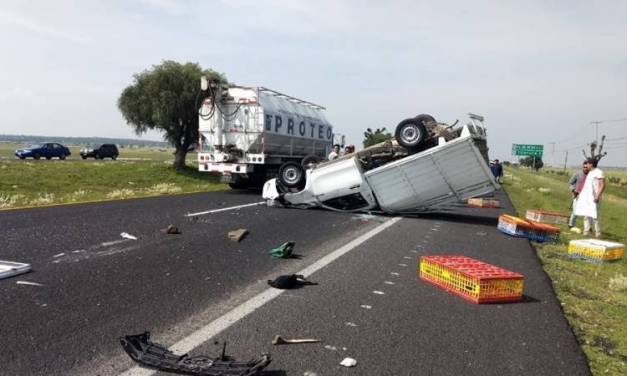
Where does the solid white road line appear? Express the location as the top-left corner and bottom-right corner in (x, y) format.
(119, 216), (402, 376)
(185, 201), (266, 217)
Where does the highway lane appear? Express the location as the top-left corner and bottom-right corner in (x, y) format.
(121, 191), (590, 376)
(0, 191), (381, 375)
(0, 190), (591, 375)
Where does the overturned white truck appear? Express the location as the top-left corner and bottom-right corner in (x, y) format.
(197, 85), (342, 188)
(263, 114), (499, 213)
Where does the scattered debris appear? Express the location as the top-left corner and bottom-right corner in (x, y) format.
(227, 229), (249, 242)
(570, 227), (582, 234)
(120, 332), (271, 375)
(268, 241), (295, 258)
(537, 187), (552, 194)
(324, 345), (338, 351)
(267, 274), (317, 289)
(272, 335), (320, 345)
(373, 290), (385, 295)
(303, 371), (319, 376)
(0, 260), (32, 280)
(120, 232), (138, 240)
(340, 357), (357, 367)
(161, 225), (182, 235)
(384, 281), (395, 285)
(16, 280), (43, 287)
(52, 253), (65, 258)
(344, 322), (358, 327)
(360, 305), (372, 309)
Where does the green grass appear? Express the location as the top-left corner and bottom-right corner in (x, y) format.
(503, 167), (627, 375)
(0, 143), (226, 209)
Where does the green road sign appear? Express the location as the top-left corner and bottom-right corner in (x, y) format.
(512, 144), (543, 157)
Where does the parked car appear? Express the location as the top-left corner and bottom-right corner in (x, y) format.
(15, 143), (71, 160)
(80, 144), (119, 160)
(262, 113), (497, 214)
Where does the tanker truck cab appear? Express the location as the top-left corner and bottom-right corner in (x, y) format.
(197, 84), (336, 189)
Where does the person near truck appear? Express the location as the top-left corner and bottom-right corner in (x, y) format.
(567, 161), (589, 232)
(328, 144), (340, 160)
(490, 159), (503, 183)
(574, 158), (605, 238)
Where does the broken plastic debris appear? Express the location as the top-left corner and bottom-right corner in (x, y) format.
(120, 232), (138, 240)
(340, 357), (357, 367)
(324, 345), (338, 351)
(267, 274), (317, 289)
(16, 280), (43, 287)
(227, 229), (249, 242)
(268, 241), (295, 258)
(344, 322), (358, 327)
(0, 260), (32, 280)
(120, 332), (271, 375)
(360, 305), (372, 309)
(272, 335), (320, 345)
(373, 291), (385, 295)
(161, 225), (182, 235)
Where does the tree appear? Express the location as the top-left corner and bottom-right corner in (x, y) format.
(362, 127), (392, 148)
(519, 156), (544, 170)
(118, 61), (226, 170)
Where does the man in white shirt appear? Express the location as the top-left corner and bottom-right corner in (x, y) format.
(574, 158), (605, 238)
(328, 144), (340, 160)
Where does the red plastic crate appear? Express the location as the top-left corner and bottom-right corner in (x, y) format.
(419, 255), (524, 304)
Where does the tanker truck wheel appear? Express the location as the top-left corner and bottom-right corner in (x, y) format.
(278, 161), (305, 189)
(395, 115), (432, 150)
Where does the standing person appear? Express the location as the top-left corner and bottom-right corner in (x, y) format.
(490, 159), (503, 183)
(567, 162), (590, 232)
(328, 144), (340, 160)
(574, 158), (605, 238)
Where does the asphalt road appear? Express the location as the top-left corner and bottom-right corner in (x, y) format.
(0, 190), (590, 375)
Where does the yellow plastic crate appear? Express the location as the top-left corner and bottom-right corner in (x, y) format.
(419, 255), (524, 304)
(568, 239), (624, 262)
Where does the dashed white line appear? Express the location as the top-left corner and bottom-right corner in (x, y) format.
(390, 272), (400, 276)
(373, 290), (385, 295)
(185, 202), (265, 217)
(384, 281), (395, 285)
(119, 216), (402, 376)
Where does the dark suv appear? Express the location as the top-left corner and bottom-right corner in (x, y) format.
(80, 144), (119, 160)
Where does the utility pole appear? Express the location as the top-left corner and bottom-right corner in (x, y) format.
(563, 151), (568, 171)
(549, 142), (556, 166)
(591, 121), (601, 143)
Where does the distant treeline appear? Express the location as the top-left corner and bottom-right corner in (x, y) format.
(0, 134), (169, 148)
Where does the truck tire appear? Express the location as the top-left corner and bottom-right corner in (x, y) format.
(301, 154), (321, 169)
(395, 118), (428, 150)
(278, 161), (305, 189)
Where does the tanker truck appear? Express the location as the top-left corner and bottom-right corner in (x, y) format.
(197, 84), (342, 188)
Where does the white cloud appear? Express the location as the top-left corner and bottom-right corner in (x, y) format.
(0, 7), (91, 43)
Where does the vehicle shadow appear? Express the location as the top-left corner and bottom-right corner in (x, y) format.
(261, 370), (287, 376)
(400, 210), (500, 227)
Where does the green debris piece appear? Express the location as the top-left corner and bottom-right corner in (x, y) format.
(269, 241), (295, 258)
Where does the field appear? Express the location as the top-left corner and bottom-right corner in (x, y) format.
(0, 142), (226, 209)
(503, 166), (627, 375)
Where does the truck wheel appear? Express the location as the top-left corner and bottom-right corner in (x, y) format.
(301, 154), (321, 169)
(278, 161), (305, 189)
(395, 118), (428, 150)
(34, 154), (41, 160)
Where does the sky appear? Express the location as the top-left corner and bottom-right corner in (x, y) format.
(1, 0), (626, 166)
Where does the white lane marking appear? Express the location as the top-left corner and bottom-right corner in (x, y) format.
(119, 217), (402, 376)
(360, 304), (372, 309)
(373, 290), (385, 295)
(52, 253), (65, 258)
(16, 281), (44, 287)
(390, 272), (400, 276)
(384, 281), (395, 285)
(185, 202), (265, 217)
(398, 263), (408, 267)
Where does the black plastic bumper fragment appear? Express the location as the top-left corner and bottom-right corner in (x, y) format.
(120, 332), (271, 376)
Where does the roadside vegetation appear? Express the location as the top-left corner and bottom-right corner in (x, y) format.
(503, 166), (627, 376)
(0, 143), (225, 209)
